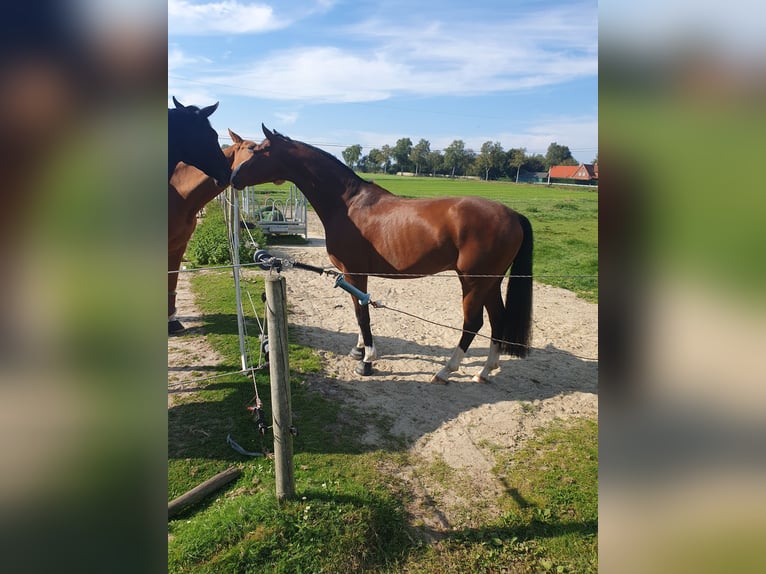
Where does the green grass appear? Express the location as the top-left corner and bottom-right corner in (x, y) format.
(249, 176), (598, 302)
(168, 271), (598, 573)
(390, 419), (598, 574)
(170, 271), (411, 573)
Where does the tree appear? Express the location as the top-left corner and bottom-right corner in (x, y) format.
(507, 147), (527, 183)
(427, 150), (443, 176)
(342, 144), (362, 170)
(545, 142), (577, 168)
(380, 145), (392, 174)
(392, 138), (413, 173)
(366, 148), (384, 173)
(444, 139), (470, 177)
(476, 141), (505, 180)
(524, 153), (547, 173)
(410, 139), (431, 175)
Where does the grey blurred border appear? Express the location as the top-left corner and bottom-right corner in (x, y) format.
(600, 1), (766, 572)
(1, 2), (168, 572)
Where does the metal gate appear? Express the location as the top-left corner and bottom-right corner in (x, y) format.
(238, 185), (308, 238)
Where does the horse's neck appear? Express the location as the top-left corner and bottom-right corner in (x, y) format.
(283, 146), (366, 226)
(174, 146), (235, 214)
(168, 151), (181, 179)
(167, 114), (182, 172)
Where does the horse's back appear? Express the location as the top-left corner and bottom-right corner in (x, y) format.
(411, 195), (522, 246)
(341, 193), (523, 276)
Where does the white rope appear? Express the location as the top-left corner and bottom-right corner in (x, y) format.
(222, 190), (265, 405)
(171, 262), (597, 281)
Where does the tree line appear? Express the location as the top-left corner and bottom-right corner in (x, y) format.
(341, 139), (597, 181)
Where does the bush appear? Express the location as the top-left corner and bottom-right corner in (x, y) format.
(186, 200), (263, 266)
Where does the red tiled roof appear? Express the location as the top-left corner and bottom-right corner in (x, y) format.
(549, 165), (579, 179)
(549, 163), (597, 180)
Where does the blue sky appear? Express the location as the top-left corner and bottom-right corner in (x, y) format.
(169, 0), (598, 163)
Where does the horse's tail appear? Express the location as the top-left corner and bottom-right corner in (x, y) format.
(501, 213), (533, 357)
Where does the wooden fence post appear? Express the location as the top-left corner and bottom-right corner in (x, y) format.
(265, 274), (295, 501)
(168, 467), (242, 519)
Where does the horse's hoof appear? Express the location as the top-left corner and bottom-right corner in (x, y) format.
(471, 374), (491, 384)
(430, 374), (449, 385)
(168, 320), (186, 335)
(349, 347), (364, 360)
(354, 361), (373, 376)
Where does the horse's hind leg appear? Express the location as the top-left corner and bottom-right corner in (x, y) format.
(473, 282), (504, 383)
(432, 279), (484, 384)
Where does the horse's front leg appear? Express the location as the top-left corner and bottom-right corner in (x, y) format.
(168, 246), (185, 334)
(346, 275), (376, 376)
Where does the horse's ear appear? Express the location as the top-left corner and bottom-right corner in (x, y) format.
(228, 129), (242, 144)
(201, 101), (219, 118)
(262, 124), (274, 140)
(172, 96), (185, 110)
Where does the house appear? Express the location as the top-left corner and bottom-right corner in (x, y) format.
(516, 170), (549, 184)
(548, 163), (598, 185)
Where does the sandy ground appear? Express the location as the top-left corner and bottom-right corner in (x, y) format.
(167, 271), (226, 409)
(168, 210), (598, 532)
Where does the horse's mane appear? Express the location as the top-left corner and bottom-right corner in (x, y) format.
(274, 130), (370, 183)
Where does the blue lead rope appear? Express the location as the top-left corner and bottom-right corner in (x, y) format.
(253, 249), (373, 306)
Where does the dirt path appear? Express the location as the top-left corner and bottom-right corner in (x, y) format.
(168, 210), (598, 532)
(167, 270), (225, 409)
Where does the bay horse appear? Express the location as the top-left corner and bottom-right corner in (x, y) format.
(230, 125), (533, 384)
(168, 129), (258, 334)
(168, 96), (231, 187)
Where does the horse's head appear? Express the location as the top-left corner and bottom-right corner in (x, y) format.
(230, 124), (287, 190)
(226, 128), (261, 171)
(168, 97), (232, 187)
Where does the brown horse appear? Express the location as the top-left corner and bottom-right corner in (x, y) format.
(168, 129), (258, 334)
(168, 96), (231, 187)
(230, 125), (533, 384)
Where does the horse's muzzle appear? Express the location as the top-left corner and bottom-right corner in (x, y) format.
(229, 163), (244, 189)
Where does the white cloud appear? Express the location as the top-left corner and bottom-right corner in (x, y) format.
(493, 116), (599, 158)
(204, 47), (409, 103)
(274, 111), (299, 125)
(168, 44), (210, 71)
(168, 0), (283, 35)
(197, 4), (597, 103)
(204, 37), (595, 104)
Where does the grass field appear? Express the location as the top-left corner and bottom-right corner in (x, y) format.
(168, 270), (598, 573)
(247, 175), (598, 302)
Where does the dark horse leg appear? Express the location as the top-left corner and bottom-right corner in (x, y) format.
(168, 246), (186, 334)
(473, 280), (506, 382)
(432, 277), (487, 383)
(346, 274), (376, 376)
